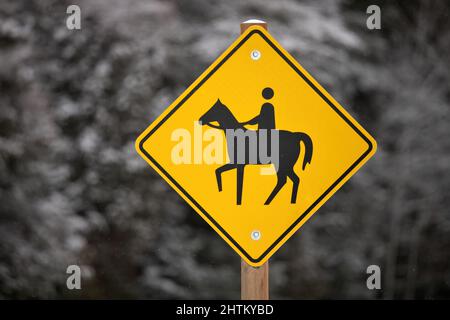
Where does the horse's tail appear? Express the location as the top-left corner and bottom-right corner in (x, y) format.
(296, 133), (313, 170)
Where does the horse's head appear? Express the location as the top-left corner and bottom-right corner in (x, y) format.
(199, 99), (225, 126)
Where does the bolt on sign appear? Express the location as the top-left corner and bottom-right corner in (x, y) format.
(136, 26), (377, 267)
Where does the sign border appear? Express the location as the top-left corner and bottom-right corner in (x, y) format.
(136, 27), (376, 265)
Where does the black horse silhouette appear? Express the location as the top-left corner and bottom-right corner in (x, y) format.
(199, 99), (313, 205)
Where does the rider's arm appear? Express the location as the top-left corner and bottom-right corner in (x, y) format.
(241, 115), (259, 126)
(205, 122), (222, 129)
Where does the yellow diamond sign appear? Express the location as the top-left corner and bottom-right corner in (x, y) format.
(136, 26), (377, 266)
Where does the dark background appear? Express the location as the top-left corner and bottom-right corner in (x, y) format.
(0, 0), (449, 299)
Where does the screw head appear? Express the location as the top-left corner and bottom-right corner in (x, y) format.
(251, 230), (261, 241)
(250, 50), (261, 60)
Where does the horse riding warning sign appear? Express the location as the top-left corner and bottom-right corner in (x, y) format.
(135, 26), (377, 266)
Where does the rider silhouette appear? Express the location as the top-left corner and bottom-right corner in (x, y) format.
(241, 87), (275, 130)
(240, 87), (276, 157)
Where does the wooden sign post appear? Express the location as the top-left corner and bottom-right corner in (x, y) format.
(240, 19), (268, 34)
(240, 19), (269, 301)
(241, 259), (269, 300)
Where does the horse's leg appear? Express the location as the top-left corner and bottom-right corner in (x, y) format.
(236, 165), (245, 205)
(215, 163), (236, 192)
(288, 170), (300, 204)
(264, 173), (287, 205)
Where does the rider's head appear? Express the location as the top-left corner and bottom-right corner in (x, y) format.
(262, 87), (274, 100)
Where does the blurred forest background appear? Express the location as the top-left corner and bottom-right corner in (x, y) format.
(0, 0), (449, 299)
